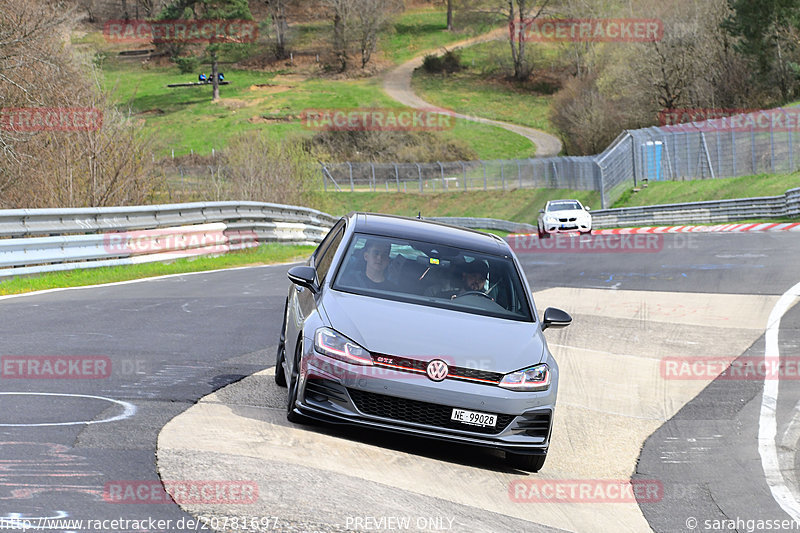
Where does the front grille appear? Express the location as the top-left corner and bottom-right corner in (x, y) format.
(347, 388), (514, 435)
(516, 410), (551, 439)
(449, 366), (503, 384)
(372, 353), (504, 385)
(558, 217), (577, 222)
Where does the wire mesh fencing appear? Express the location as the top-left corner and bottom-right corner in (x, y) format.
(162, 109), (800, 208)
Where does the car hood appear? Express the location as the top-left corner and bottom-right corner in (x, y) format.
(320, 290), (545, 373)
(546, 209), (590, 219)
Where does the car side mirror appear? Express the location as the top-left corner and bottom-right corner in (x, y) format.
(288, 265), (319, 294)
(539, 209), (545, 214)
(585, 206), (591, 211)
(541, 307), (572, 330)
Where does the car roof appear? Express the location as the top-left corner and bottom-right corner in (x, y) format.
(348, 212), (509, 256)
(547, 199), (581, 205)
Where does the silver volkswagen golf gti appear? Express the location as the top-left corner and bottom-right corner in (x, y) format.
(275, 212), (571, 471)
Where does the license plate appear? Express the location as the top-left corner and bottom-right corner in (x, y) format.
(451, 408), (497, 427)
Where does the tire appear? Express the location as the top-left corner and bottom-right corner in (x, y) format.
(275, 343), (287, 387)
(286, 338), (304, 423)
(274, 302), (288, 387)
(506, 452), (547, 472)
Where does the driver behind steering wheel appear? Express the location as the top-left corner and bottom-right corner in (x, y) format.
(451, 257), (489, 299)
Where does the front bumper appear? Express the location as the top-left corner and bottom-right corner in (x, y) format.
(543, 220), (592, 234)
(295, 351), (556, 454)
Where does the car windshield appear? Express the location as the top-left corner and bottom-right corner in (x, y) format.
(332, 233), (533, 322)
(548, 201), (582, 211)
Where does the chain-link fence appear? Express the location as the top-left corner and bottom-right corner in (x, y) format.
(320, 108), (800, 208)
(320, 158), (600, 195)
(163, 109), (800, 208)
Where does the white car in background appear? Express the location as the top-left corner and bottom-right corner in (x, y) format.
(537, 199), (592, 237)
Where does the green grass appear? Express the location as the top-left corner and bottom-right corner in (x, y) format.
(0, 244), (314, 296)
(612, 172), (800, 208)
(307, 188), (601, 224)
(103, 61), (534, 159)
(380, 9), (503, 64)
(411, 41), (559, 134)
(307, 171), (800, 223)
(477, 229), (510, 237)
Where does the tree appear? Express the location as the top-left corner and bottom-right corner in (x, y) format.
(352, 0), (402, 68)
(446, 0), (453, 31)
(323, 0), (353, 71)
(724, 0), (800, 101)
(1, 0), (158, 207)
(506, 0), (550, 80)
(157, 0), (254, 101)
(264, 0), (290, 59)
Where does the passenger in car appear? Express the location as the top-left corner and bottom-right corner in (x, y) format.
(353, 239), (398, 290)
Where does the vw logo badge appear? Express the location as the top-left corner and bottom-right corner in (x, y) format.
(426, 359), (449, 382)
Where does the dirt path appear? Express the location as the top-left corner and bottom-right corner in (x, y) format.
(382, 28), (563, 158)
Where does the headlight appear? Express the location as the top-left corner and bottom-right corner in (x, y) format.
(544, 215), (556, 223)
(314, 327), (373, 366)
(499, 363), (550, 391)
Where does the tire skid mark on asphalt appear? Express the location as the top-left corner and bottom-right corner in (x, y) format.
(157, 288), (779, 533)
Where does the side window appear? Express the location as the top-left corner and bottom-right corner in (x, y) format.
(314, 223), (345, 283)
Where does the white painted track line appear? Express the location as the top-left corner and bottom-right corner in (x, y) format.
(759, 281), (800, 523)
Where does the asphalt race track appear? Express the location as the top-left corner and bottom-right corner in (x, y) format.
(1, 231), (799, 533)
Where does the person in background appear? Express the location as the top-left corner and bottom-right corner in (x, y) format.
(198, 73), (207, 83)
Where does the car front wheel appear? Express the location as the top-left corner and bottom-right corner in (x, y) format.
(506, 452), (546, 472)
(274, 302), (288, 387)
(286, 339), (304, 423)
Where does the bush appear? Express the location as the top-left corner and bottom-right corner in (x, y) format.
(422, 50), (463, 74)
(223, 133), (317, 205)
(174, 56), (200, 74)
(307, 130), (477, 163)
(422, 54), (443, 73)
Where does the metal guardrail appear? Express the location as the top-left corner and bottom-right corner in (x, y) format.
(428, 188), (800, 232)
(426, 217), (536, 234)
(589, 187), (800, 228)
(0, 202), (337, 280)
(1, 189), (797, 280)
